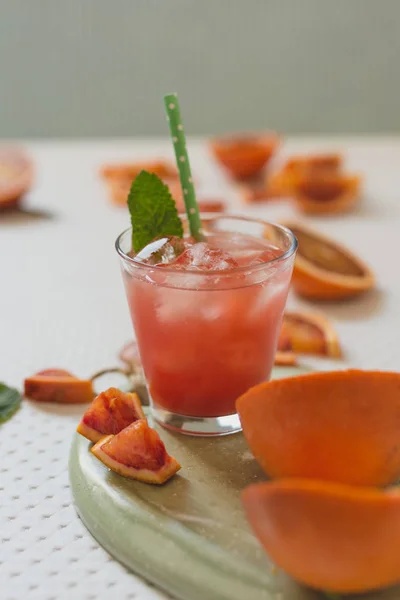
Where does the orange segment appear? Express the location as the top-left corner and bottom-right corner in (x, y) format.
(283, 221), (375, 300)
(77, 387), (146, 443)
(91, 420), (181, 484)
(24, 374), (93, 404)
(209, 133), (279, 180)
(242, 479), (400, 593)
(280, 312), (341, 357)
(237, 370), (400, 487)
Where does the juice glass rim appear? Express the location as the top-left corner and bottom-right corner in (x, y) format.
(115, 214), (298, 277)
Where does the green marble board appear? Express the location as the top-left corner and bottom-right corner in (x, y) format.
(69, 367), (400, 600)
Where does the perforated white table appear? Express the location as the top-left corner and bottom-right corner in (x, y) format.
(1, 138), (399, 600)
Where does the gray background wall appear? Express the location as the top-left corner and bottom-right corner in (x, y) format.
(1, 0), (399, 137)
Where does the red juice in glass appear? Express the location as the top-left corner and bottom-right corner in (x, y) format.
(116, 215), (297, 435)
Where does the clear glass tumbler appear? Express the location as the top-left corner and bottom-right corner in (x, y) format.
(116, 215), (297, 436)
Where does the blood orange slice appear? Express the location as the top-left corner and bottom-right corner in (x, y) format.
(91, 419), (181, 484)
(77, 387), (145, 443)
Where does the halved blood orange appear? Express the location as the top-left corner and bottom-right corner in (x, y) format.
(292, 173), (361, 215)
(0, 147), (34, 210)
(77, 387), (146, 443)
(280, 312), (341, 357)
(237, 370), (400, 487)
(242, 479), (400, 593)
(209, 133), (279, 180)
(266, 153), (342, 197)
(24, 370), (93, 404)
(284, 221), (375, 300)
(91, 419), (181, 484)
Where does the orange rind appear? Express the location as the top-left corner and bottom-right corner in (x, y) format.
(237, 369), (400, 487)
(77, 387), (146, 443)
(243, 478), (400, 593)
(209, 133), (279, 180)
(91, 419), (181, 484)
(284, 221), (375, 300)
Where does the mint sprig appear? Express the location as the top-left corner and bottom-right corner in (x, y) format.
(0, 383), (22, 423)
(128, 171), (183, 253)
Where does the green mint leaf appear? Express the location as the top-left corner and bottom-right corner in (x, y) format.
(128, 170), (183, 253)
(0, 383), (22, 423)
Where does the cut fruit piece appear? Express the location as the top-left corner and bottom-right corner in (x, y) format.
(292, 173), (361, 215)
(237, 370), (400, 486)
(24, 371), (93, 404)
(279, 312), (341, 357)
(77, 387), (145, 443)
(91, 419), (181, 484)
(100, 160), (177, 182)
(209, 133), (279, 180)
(273, 351), (297, 366)
(0, 147), (34, 210)
(242, 479), (400, 593)
(283, 221), (375, 300)
(100, 160), (178, 207)
(266, 153), (342, 197)
(35, 368), (75, 378)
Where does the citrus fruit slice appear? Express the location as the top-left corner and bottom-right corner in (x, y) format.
(279, 312), (341, 357)
(91, 419), (181, 484)
(77, 387), (145, 443)
(266, 152), (342, 197)
(100, 160), (177, 181)
(242, 478), (400, 593)
(209, 133), (279, 180)
(24, 370), (93, 404)
(237, 370), (400, 487)
(284, 221), (375, 300)
(0, 147), (34, 210)
(273, 351), (297, 366)
(292, 173), (361, 215)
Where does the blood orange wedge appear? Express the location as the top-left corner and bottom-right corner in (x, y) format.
(91, 419), (181, 484)
(77, 387), (146, 443)
(284, 221), (375, 300)
(242, 479), (400, 593)
(279, 312), (341, 357)
(209, 133), (279, 180)
(292, 173), (361, 215)
(24, 370), (93, 404)
(0, 147), (34, 210)
(237, 370), (400, 487)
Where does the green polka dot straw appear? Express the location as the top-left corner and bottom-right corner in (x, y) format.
(164, 93), (203, 240)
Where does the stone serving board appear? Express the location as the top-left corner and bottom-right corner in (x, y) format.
(69, 367), (400, 600)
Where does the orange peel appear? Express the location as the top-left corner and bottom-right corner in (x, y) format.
(243, 478), (400, 593)
(237, 369), (400, 487)
(284, 220), (375, 300)
(209, 133), (279, 180)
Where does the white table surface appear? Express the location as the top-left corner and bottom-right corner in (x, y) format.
(1, 137), (400, 600)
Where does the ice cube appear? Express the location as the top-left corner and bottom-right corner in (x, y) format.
(171, 242), (238, 271)
(135, 236), (187, 265)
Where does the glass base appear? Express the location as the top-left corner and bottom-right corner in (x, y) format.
(151, 406), (242, 436)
